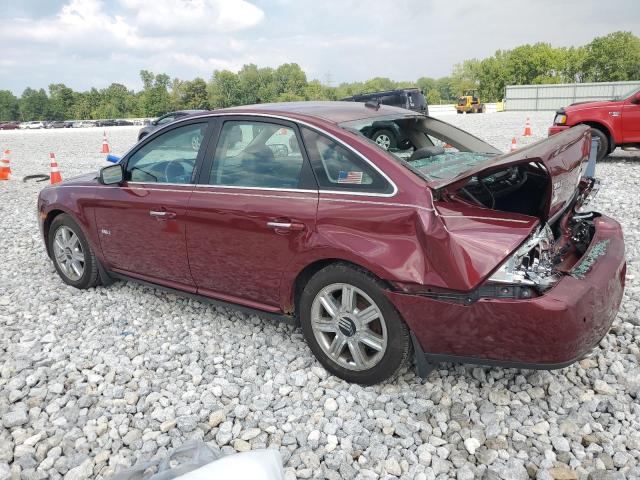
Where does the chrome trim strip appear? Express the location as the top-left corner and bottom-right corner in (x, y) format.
(194, 184), (316, 193)
(127, 181), (195, 187)
(144, 111), (399, 198)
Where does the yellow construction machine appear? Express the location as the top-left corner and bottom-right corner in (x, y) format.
(456, 90), (485, 114)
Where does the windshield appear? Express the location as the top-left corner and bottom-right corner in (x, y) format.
(616, 85), (640, 100)
(339, 114), (501, 183)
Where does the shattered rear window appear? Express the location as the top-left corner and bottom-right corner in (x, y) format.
(409, 152), (496, 181)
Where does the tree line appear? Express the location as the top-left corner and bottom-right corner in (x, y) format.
(0, 31), (637, 122)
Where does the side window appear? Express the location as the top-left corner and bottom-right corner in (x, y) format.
(301, 127), (393, 194)
(126, 123), (207, 183)
(156, 115), (175, 125)
(209, 121), (305, 189)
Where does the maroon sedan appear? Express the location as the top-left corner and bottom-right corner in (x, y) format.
(38, 102), (626, 384)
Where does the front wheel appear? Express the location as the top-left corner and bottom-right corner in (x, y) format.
(589, 128), (609, 162)
(299, 264), (411, 384)
(48, 214), (100, 289)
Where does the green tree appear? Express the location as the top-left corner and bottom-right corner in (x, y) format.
(19, 88), (50, 121)
(274, 63), (307, 98)
(0, 90), (19, 121)
(208, 70), (241, 108)
(139, 70), (171, 117)
(583, 31), (640, 82)
(48, 84), (75, 120)
(182, 78), (210, 109)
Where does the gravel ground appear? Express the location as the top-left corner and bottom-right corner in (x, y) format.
(1, 113), (639, 480)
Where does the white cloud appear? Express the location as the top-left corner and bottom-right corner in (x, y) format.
(117, 0), (263, 33)
(0, 0), (638, 94)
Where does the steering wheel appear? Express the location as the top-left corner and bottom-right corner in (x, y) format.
(164, 160), (187, 183)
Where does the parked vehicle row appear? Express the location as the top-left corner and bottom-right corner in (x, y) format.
(0, 119), (145, 130)
(39, 101), (625, 384)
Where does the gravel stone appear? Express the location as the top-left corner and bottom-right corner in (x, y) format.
(1, 117), (639, 479)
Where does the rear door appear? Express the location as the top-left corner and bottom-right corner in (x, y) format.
(185, 116), (318, 310)
(94, 119), (214, 289)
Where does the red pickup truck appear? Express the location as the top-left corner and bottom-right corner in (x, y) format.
(549, 86), (640, 161)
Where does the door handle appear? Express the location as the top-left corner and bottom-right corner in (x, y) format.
(149, 210), (176, 219)
(267, 221), (305, 231)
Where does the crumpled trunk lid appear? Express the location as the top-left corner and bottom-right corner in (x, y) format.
(434, 125), (591, 221)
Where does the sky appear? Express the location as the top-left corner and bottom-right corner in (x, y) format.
(0, 0), (638, 95)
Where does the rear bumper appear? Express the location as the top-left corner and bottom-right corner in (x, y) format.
(549, 125), (570, 136)
(386, 214), (626, 369)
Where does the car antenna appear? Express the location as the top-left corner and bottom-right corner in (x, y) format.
(364, 99), (380, 111)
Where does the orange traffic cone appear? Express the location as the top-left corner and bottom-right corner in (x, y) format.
(523, 117), (532, 137)
(101, 131), (110, 154)
(0, 149), (11, 180)
(510, 137), (517, 152)
(49, 152), (62, 184)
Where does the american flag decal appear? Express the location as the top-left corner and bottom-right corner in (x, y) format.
(337, 170), (363, 184)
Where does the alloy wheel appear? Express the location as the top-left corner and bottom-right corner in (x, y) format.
(375, 134), (391, 150)
(52, 226), (85, 281)
(192, 134), (202, 151)
(310, 283), (388, 371)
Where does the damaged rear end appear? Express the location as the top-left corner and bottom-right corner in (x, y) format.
(388, 125), (626, 372)
(431, 125), (603, 297)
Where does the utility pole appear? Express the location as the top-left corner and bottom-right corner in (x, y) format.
(324, 72), (333, 87)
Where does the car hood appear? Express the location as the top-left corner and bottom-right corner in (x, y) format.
(564, 99), (621, 111)
(55, 172), (98, 186)
(431, 125), (591, 220)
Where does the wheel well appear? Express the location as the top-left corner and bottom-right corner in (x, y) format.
(43, 210), (65, 256)
(291, 259), (392, 318)
(581, 121), (614, 152)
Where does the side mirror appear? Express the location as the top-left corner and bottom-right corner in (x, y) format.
(106, 153), (121, 163)
(632, 92), (640, 104)
(99, 164), (124, 185)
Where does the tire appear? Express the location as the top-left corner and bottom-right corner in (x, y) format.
(48, 214), (100, 289)
(371, 129), (397, 151)
(589, 128), (609, 162)
(299, 263), (411, 385)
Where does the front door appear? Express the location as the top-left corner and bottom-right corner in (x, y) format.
(622, 97), (640, 143)
(94, 121), (212, 290)
(185, 118), (318, 310)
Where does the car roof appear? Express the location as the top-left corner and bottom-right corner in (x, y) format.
(175, 109), (208, 115)
(213, 101), (418, 124)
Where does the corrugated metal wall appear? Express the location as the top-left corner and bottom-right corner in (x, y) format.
(505, 81), (640, 111)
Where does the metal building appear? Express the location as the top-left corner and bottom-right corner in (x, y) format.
(505, 81), (640, 111)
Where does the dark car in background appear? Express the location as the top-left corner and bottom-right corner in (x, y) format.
(38, 102), (625, 384)
(138, 110), (207, 141)
(0, 121), (20, 130)
(341, 88), (428, 149)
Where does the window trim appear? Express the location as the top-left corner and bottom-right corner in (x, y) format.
(119, 112), (398, 197)
(121, 118), (215, 186)
(198, 115), (318, 191)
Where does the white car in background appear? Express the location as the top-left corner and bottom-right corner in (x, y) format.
(21, 121), (45, 129)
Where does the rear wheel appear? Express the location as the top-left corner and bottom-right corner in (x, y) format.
(589, 127), (609, 162)
(372, 129), (397, 150)
(299, 264), (411, 384)
(48, 214), (100, 289)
